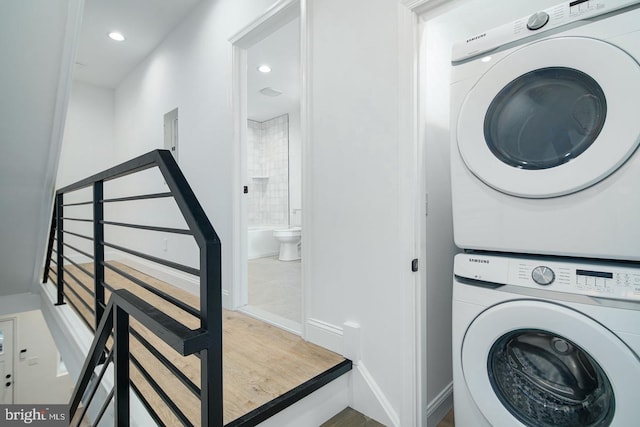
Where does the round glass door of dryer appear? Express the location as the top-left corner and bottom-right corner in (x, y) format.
(456, 37), (640, 198)
(488, 330), (614, 427)
(484, 67), (606, 170)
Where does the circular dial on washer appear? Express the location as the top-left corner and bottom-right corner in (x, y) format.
(532, 266), (555, 286)
(527, 11), (550, 30)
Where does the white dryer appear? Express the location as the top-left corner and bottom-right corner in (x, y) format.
(450, 0), (640, 260)
(452, 253), (640, 427)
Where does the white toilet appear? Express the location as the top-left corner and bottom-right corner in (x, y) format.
(273, 227), (301, 261)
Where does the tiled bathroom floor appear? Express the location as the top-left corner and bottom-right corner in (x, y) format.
(248, 256), (302, 327)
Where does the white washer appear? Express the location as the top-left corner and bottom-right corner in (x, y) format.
(450, 0), (640, 260)
(452, 253), (640, 427)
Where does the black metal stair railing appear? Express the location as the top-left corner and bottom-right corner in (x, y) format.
(42, 149), (222, 426)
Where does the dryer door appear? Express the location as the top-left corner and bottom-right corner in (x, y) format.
(462, 300), (640, 427)
(457, 37), (640, 198)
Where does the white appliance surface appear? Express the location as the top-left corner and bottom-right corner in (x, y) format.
(452, 252), (640, 427)
(450, 0), (640, 260)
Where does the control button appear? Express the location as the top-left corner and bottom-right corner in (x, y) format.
(532, 266), (555, 286)
(527, 11), (550, 30)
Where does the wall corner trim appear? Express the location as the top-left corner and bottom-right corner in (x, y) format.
(426, 381), (453, 426)
(352, 361), (401, 427)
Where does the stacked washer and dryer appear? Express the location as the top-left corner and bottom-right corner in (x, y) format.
(449, 1), (640, 426)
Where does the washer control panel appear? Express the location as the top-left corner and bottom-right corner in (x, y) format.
(454, 253), (640, 302)
(452, 0), (640, 62)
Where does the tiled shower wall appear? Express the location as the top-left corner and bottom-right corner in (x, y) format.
(247, 114), (289, 226)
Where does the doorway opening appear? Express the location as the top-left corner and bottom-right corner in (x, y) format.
(231, 1), (304, 335)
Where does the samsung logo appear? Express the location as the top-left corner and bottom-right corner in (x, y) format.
(467, 33), (486, 43)
(469, 258), (489, 264)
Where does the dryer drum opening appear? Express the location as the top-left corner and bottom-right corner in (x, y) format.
(484, 67), (607, 170)
(487, 329), (615, 427)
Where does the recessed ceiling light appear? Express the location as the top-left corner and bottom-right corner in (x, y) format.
(257, 65), (272, 73)
(481, 55), (492, 63)
(108, 31), (125, 42)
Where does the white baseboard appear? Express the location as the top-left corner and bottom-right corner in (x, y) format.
(426, 382), (453, 427)
(306, 318), (343, 355)
(305, 318), (399, 427)
(248, 250), (279, 260)
(351, 361), (400, 427)
(240, 305), (302, 335)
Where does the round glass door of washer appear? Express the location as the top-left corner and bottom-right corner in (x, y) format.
(461, 300), (640, 426)
(488, 330), (614, 427)
(457, 37), (640, 198)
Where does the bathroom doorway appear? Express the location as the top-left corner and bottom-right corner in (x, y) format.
(230, 1), (304, 334)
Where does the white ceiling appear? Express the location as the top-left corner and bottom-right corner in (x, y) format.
(74, 0), (300, 121)
(247, 17), (301, 122)
(74, 0), (202, 88)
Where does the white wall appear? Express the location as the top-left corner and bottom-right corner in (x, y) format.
(57, 81), (115, 188)
(307, 0), (415, 424)
(111, 0), (276, 305)
(0, 309), (73, 404)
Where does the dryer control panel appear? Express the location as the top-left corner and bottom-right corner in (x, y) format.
(454, 253), (640, 302)
(452, 0), (640, 62)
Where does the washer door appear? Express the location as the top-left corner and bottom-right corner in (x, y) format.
(462, 300), (640, 427)
(457, 37), (640, 198)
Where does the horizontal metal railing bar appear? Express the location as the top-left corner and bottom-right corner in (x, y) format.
(62, 255), (95, 279)
(63, 229), (93, 241)
(130, 328), (201, 398)
(103, 261), (201, 319)
(130, 355), (194, 427)
(62, 242), (94, 261)
(101, 220), (193, 235)
(57, 151), (164, 194)
(103, 241), (200, 276)
(62, 292), (95, 332)
(50, 258), (57, 265)
(63, 267), (94, 297)
(130, 380), (167, 427)
(55, 150), (220, 248)
(63, 280), (95, 315)
(61, 217), (93, 223)
(47, 274), (56, 284)
(109, 290), (208, 356)
(63, 200), (92, 207)
(76, 349), (114, 425)
(91, 388), (114, 427)
(102, 192), (174, 203)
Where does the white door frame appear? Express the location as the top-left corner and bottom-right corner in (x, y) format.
(0, 318), (16, 404)
(229, 0), (310, 336)
(399, 0), (472, 426)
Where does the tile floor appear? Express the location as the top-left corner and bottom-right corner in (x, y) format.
(247, 256), (301, 327)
